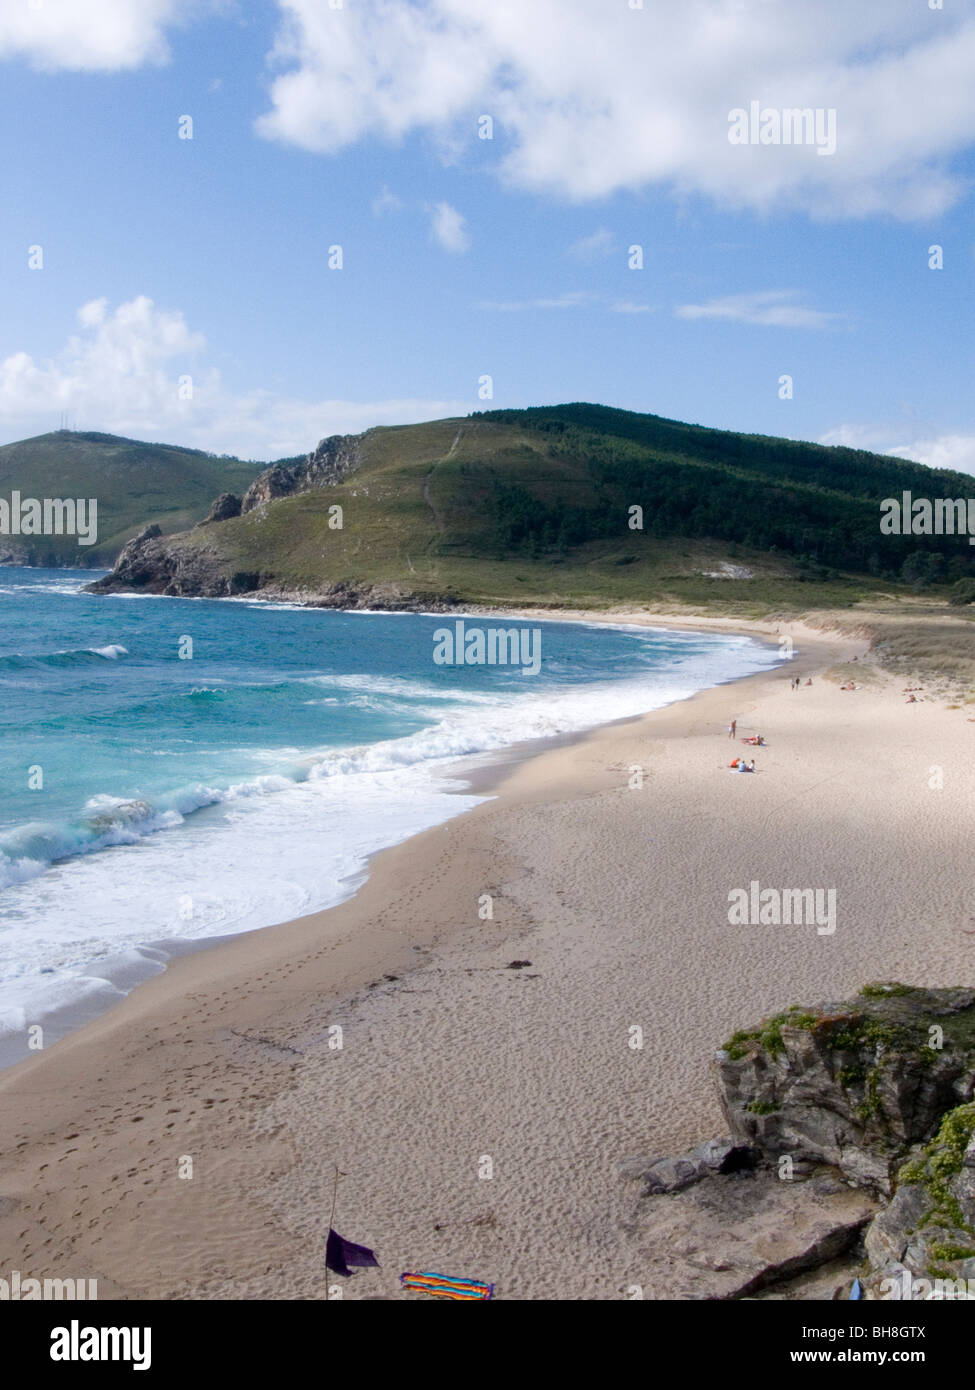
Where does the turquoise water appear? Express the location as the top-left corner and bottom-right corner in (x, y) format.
(0, 567), (781, 1057)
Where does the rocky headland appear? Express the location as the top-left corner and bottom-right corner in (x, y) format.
(86, 433), (383, 602)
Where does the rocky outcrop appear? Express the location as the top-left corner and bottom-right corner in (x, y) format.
(861, 1103), (975, 1297)
(618, 1138), (747, 1195)
(621, 984), (975, 1299)
(86, 544), (459, 607)
(240, 434), (361, 514)
(198, 492), (242, 525)
(85, 524), (260, 598)
(716, 985), (975, 1194)
(89, 524), (163, 590)
(85, 434), (370, 599)
(262, 581), (460, 613)
(619, 1158), (876, 1300)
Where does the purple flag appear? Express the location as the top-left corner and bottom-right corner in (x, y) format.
(326, 1227), (380, 1277)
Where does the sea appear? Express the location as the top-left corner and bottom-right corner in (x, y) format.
(0, 566), (782, 1063)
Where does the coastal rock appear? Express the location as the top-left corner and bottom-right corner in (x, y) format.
(715, 985), (975, 1194)
(91, 524), (163, 590)
(198, 492), (242, 525)
(241, 434), (361, 514)
(862, 1183), (930, 1268)
(624, 1167), (876, 1300)
(85, 540), (460, 606)
(620, 984), (975, 1299)
(618, 1139), (744, 1195)
(860, 1102), (975, 1296)
(86, 524), (260, 598)
(263, 581), (461, 613)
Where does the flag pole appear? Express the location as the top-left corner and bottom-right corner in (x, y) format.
(326, 1163), (340, 1302)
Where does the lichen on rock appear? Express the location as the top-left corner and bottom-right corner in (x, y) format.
(715, 985), (975, 1194)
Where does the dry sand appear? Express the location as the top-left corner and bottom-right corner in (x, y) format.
(1, 614), (973, 1300)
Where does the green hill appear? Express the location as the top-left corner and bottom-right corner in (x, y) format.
(87, 403), (975, 610)
(0, 430), (264, 567)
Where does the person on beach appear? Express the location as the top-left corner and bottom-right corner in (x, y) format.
(729, 719), (737, 738)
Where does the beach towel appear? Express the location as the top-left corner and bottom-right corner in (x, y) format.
(400, 1270), (494, 1300)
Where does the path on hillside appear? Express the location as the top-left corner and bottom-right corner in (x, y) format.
(422, 428), (465, 535)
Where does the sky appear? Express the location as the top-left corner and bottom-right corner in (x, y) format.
(1, 0), (974, 471)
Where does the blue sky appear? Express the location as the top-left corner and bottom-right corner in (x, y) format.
(1, 0), (974, 472)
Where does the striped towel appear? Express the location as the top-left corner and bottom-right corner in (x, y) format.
(400, 1270), (494, 1300)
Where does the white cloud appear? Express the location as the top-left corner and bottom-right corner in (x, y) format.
(0, 297), (469, 460)
(428, 201), (470, 253)
(77, 298), (109, 328)
(256, 0), (975, 219)
(819, 423), (901, 453)
(567, 228), (615, 262)
(676, 290), (843, 329)
(0, 0), (200, 72)
(0, 296), (205, 421)
(820, 424), (975, 478)
(889, 436), (975, 477)
(611, 301), (655, 315)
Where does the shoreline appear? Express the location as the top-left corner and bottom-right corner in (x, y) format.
(8, 612), (972, 1297)
(0, 608), (783, 1071)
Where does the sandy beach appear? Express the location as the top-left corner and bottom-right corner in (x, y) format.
(2, 612), (973, 1300)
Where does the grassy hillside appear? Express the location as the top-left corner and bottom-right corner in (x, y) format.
(0, 430), (263, 566)
(109, 404), (975, 611)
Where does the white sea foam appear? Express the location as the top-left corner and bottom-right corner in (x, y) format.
(0, 629), (780, 1056)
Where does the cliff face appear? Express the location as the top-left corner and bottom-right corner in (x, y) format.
(240, 434), (361, 513)
(85, 524), (261, 598)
